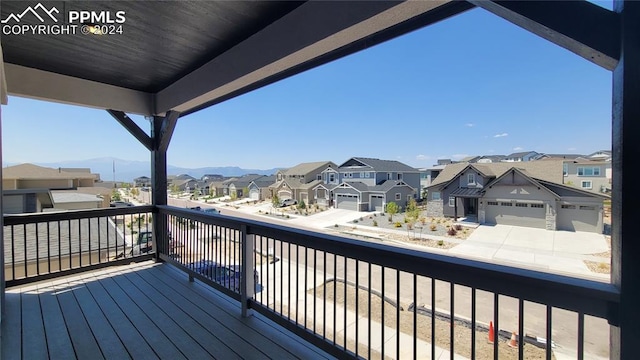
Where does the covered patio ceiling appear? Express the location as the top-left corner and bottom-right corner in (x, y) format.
(1, 0), (618, 117)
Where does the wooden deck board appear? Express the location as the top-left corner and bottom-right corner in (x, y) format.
(37, 282), (76, 359)
(1, 261), (334, 360)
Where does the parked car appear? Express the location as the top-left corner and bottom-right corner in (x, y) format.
(279, 198), (297, 207)
(110, 201), (134, 207)
(114, 231), (178, 258)
(189, 206), (220, 214)
(190, 260), (259, 292)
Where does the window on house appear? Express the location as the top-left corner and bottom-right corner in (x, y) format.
(563, 163), (568, 176)
(432, 191), (441, 200)
(577, 167), (601, 176)
(397, 173), (403, 180)
(395, 193), (401, 201)
(317, 174), (321, 181)
(530, 203), (544, 208)
(580, 205), (596, 211)
(500, 202), (512, 206)
(581, 180), (592, 189)
(387, 173), (392, 180)
(449, 197), (455, 207)
(487, 201), (498, 206)
(516, 203), (528, 207)
(561, 204), (576, 209)
(329, 173), (335, 182)
(360, 172), (365, 178)
(467, 174), (475, 184)
(365, 172), (370, 178)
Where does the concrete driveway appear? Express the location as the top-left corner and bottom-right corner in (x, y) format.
(448, 224), (609, 278)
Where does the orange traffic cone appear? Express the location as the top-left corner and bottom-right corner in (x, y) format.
(507, 331), (518, 348)
(488, 321), (495, 344)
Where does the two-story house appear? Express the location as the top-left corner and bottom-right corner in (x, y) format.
(269, 161), (336, 205)
(563, 159), (612, 194)
(133, 176), (151, 188)
(503, 151), (543, 162)
(426, 160), (608, 233)
(225, 174), (265, 199)
(315, 157), (420, 212)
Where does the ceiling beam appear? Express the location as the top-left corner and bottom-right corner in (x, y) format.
(4, 64), (154, 115)
(106, 110), (152, 151)
(156, 0), (472, 115)
(468, 0), (620, 70)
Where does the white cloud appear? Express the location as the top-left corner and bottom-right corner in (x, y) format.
(494, 133), (509, 138)
(452, 154), (469, 160)
(465, 123), (474, 127)
(513, 146), (523, 151)
(416, 154), (431, 161)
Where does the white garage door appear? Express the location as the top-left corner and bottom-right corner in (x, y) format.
(485, 201), (546, 229)
(278, 190), (292, 200)
(249, 189), (260, 200)
(336, 194), (358, 211)
(557, 204), (600, 232)
(371, 195), (384, 212)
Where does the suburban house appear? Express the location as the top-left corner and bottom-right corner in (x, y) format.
(270, 161), (336, 205)
(2, 164), (99, 213)
(226, 174), (265, 199)
(503, 151), (543, 162)
(563, 159), (612, 194)
(133, 176), (151, 187)
(418, 165), (446, 198)
(315, 157), (420, 211)
(476, 155), (506, 163)
(426, 160), (609, 233)
(247, 175), (276, 201)
(586, 150), (612, 161)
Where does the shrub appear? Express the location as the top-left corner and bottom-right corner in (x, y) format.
(286, 215), (290, 219)
(360, 217), (364, 221)
(447, 227), (457, 236)
(455, 224), (463, 231)
(430, 224), (437, 231)
(334, 224), (339, 227)
(373, 220), (378, 227)
(404, 217), (409, 223)
(394, 222), (402, 228)
(437, 240), (444, 246)
(353, 220), (359, 223)
(298, 200), (306, 209)
(420, 217), (427, 225)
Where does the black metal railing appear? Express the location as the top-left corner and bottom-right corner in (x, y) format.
(155, 206), (619, 360)
(3, 206), (154, 286)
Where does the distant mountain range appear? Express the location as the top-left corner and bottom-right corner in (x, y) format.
(4, 157), (280, 182)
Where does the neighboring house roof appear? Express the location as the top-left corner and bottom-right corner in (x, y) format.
(483, 168), (559, 199)
(227, 174), (265, 188)
(460, 156), (481, 163)
(174, 174), (196, 180)
(3, 163), (96, 180)
(535, 179), (610, 199)
(370, 180), (414, 192)
(540, 154), (585, 160)
(587, 150), (612, 158)
(283, 161), (336, 176)
(312, 183), (338, 191)
(250, 175), (276, 188)
(298, 179), (323, 191)
(339, 157), (419, 172)
(134, 176), (150, 180)
(505, 151), (541, 159)
(450, 188), (482, 198)
(428, 160), (564, 189)
(51, 191), (102, 204)
(337, 181), (369, 192)
(476, 155), (506, 163)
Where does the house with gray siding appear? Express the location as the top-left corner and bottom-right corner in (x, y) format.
(316, 157), (419, 211)
(503, 151), (543, 162)
(247, 175), (276, 201)
(426, 160), (608, 233)
(563, 159), (612, 194)
(270, 161), (335, 205)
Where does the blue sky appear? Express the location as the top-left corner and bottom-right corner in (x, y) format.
(2, 6), (612, 170)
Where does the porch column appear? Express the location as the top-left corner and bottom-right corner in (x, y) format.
(0, 43), (7, 319)
(151, 112), (179, 260)
(611, 1), (640, 358)
(453, 197), (457, 221)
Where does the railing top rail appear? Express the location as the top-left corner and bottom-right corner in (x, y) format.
(3, 205), (155, 225)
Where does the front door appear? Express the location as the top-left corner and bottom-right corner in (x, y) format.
(465, 198), (478, 216)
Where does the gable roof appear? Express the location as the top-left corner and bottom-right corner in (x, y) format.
(370, 180), (414, 192)
(3, 163), (96, 180)
(283, 161), (335, 176)
(338, 157), (418, 172)
(428, 160), (564, 189)
(249, 175), (277, 188)
(506, 151), (538, 158)
(483, 167), (560, 200)
(336, 181), (369, 192)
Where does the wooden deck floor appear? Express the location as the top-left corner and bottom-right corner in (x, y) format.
(1, 261), (335, 360)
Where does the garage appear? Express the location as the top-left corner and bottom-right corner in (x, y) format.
(370, 195), (384, 211)
(249, 188), (260, 200)
(278, 189), (292, 200)
(557, 204), (601, 232)
(484, 201), (546, 229)
(336, 194), (359, 211)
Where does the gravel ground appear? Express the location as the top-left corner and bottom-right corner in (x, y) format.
(350, 212), (474, 240)
(305, 281), (553, 360)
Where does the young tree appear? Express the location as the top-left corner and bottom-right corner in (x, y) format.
(386, 201), (399, 222)
(271, 194), (280, 214)
(406, 198), (420, 222)
(111, 189), (122, 201)
(192, 188), (201, 200)
(243, 187), (250, 199)
(170, 183), (179, 195)
(209, 186), (216, 198)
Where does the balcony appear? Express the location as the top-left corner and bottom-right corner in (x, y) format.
(2, 206), (619, 359)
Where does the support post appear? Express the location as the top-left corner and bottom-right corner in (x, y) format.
(241, 224), (255, 318)
(150, 112), (179, 260)
(611, 1), (640, 358)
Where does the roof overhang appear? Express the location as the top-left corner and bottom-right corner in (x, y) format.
(1, 0), (474, 116)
